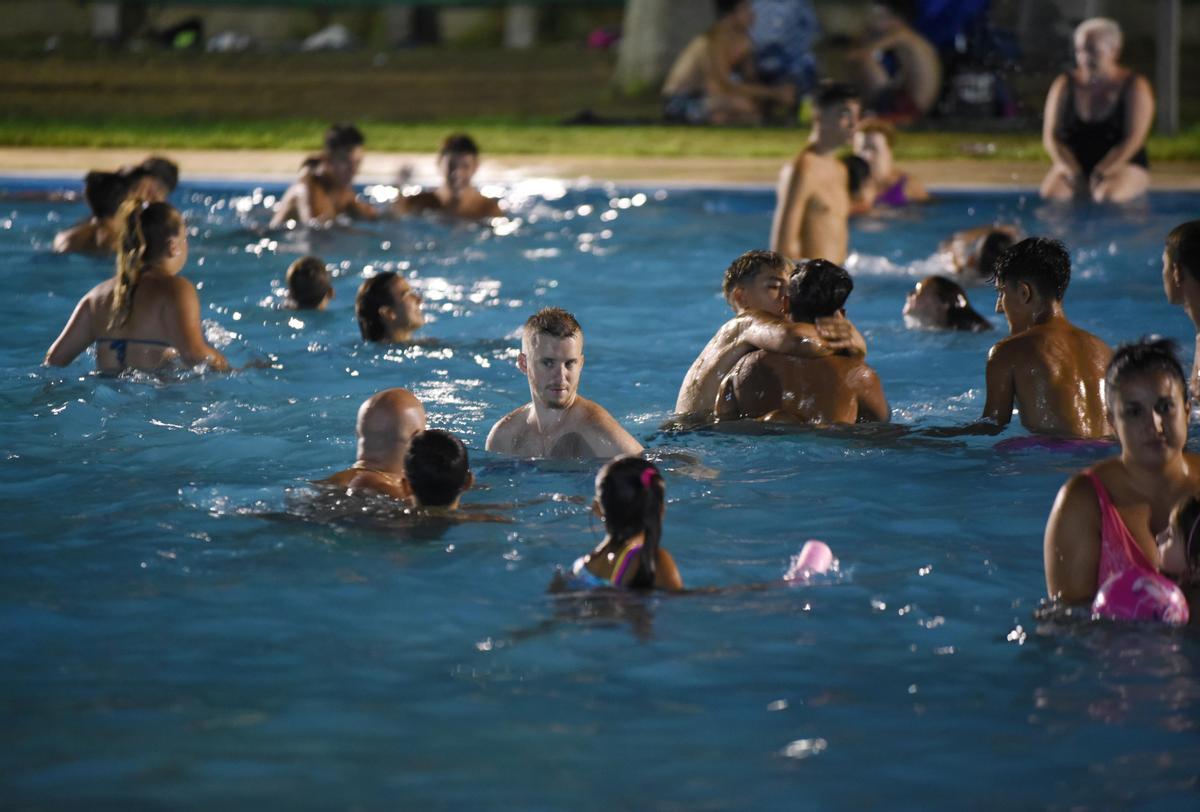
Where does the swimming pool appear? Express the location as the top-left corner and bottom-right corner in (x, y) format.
(2, 178), (1198, 807)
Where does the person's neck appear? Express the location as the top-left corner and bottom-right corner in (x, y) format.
(388, 326), (417, 343)
(808, 128), (843, 156)
(1026, 300), (1066, 329)
(354, 453), (405, 477)
(530, 394), (577, 435)
(1121, 448), (1190, 491)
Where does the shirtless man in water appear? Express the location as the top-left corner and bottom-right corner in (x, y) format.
(717, 259), (888, 424)
(770, 81), (860, 264)
(1160, 219), (1200, 405)
(316, 388), (427, 501)
(271, 123), (378, 228)
(393, 134), (502, 220)
(978, 237), (1112, 437)
(53, 171), (131, 255)
(486, 308), (642, 460)
(675, 249), (865, 416)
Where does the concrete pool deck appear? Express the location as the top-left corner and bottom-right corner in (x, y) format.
(1, 147), (1198, 190)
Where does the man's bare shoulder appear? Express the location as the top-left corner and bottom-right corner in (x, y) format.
(486, 403), (532, 450)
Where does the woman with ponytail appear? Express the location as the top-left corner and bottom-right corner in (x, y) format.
(554, 455), (684, 592)
(46, 200), (228, 373)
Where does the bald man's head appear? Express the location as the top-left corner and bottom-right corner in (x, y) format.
(355, 388), (427, 470)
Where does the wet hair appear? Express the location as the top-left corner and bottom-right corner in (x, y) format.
(523, 307), (581, 341)
(596, 455), (665, 590)
(918, 276), (992, 332)
(1170, 493), (1200, 580)
(356, 271), (399, 342)
(1075, 17), (1122, 52)
(324, 123), (365, 156)
(286, 256), (332, 309)
(1165, 219), (1200, 282)
(990, 237), (1071, 301)
(84, 171), (132, 219)
(856, 116), (896, 147)
(134, 156), (179, 193)
(715, 0), (747, 17)
(976, 229), (1017, 280)
(814, 80), (860, 111)
(110, 199), (184, 330)
(842, 155), (872, 196)
(1105, 337), (1189, 406)
(403, 429), (471, 508)
(439, 133), (480, 158)
(788, 259), (854, 321)
(722, 249), (791, 302)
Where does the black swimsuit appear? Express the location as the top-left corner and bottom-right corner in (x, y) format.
(1055, 72), (1149, 178)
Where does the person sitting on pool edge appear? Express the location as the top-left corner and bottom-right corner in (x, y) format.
(771, 81), (860, 264)
(939, 224), (1020, 284)
(1160, 219), (1200, 405)
(316, 388), (427, 501)
(486, 307), (643, 460)
(903, 276), (992, 332)
(1044, 339), (1200, 606)
(45, 199), (230, 374)
(53, 170), (132, 255)
(356, 271), (425, 344)
(952, 237), (1112, 438)
(285, 256), (334, 311)
(550, 456), (683, 592)
(716, 258), (889, 425)
(271, 123), (379, 228)
(675, 249), (866, 417)
(393, 134), (502, 220)
(399, 429), (475, 510)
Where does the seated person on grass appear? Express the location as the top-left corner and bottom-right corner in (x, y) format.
(393, 133), (503, 220)
(675, 249), (865, 418)
(716, 258), (888, 425)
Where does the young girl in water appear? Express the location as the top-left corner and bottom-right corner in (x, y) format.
(45, 199), (229, 374)
(553, 456), (684, 592)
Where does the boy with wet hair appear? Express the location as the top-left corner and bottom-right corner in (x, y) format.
(486, 307), (643, 459)
(675, 248), (866, 416)
(401, 429), (475, 509)
(1161, 219), (1200, 403)
(53, 171), (133, 254)
(979, 237), (1112, 437)
(717, 259), (889, 424)
(394, 132), (503, 219)
(285, 256), (333, 310)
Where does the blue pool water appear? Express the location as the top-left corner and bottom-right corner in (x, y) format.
(2, 178), (1198, 807)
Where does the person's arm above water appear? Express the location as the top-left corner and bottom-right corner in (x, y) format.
(1044, 472), (1102, 604)
(853, 366), (890, 423)
(738, 311), (866, 359)
(269, 181), (310, 229)
(770, 159), (812, 261)
(979, 341), (1016, 428)
(44, 292), (97, 367)
(347, 195), (380, 221)
(164, 277), (230, 372)
(654, 548), (684, 592)
(581, 401), (644, 457)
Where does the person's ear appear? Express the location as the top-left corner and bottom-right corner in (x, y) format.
(730, 287), (746, 309)
(517, 352), (528, 374)
(379, 304), (396, 324)
(1018, 281), (1034, 304)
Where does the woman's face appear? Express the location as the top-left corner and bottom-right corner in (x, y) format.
(853, 131), (891, 177)
(902, 279), (945, 324)
(1074, 31), (1119, 77)
(1108, 370), (1188, 467)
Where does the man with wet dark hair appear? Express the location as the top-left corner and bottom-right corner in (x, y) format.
(675, 249), (866, 416)
(52, 171), (133, 254)
(401, 429), (474, 509)
(394, 132), (502, 219)
(271, 122), (378, 227)
(1161, 219), (1200, 403)
(285, 256), (333, 310)
(978, 237), (1112, 437)
(771, 81), (860, 264)
(355, 271), (424, 343)
(486, 307), (642, 459)
(716, 259), (888, 424)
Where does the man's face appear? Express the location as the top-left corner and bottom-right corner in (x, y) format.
(1163, 250), (1184, 306)
(519, 332), (583, 410)
(1074, 31), (1116, 76)
(733, 266), (789, 316)
(440, 151), (479, 193)
(329, 146), (364, 185)
(387, 276), (425, 331)
(819, 101), (860, 146)
(994, 281), (1032, 334)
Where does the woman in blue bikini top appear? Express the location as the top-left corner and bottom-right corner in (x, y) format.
(553, 456), (684, 592)
(45, 199), (229, 374)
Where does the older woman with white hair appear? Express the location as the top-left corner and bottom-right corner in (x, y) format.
(1040, 17), (1154, 203)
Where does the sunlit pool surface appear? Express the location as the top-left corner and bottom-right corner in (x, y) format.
(2, 178), (1198, 807)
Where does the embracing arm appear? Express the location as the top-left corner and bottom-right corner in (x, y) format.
(165, 278), (229, 371)
(1092, 75), (1154, 177)
(44, 293), (97, 367)
(740, 312), (866, 359)
(1044, 473), (1102, 603)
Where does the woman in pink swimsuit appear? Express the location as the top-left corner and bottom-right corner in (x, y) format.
(1044, 339), (1200, 605)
